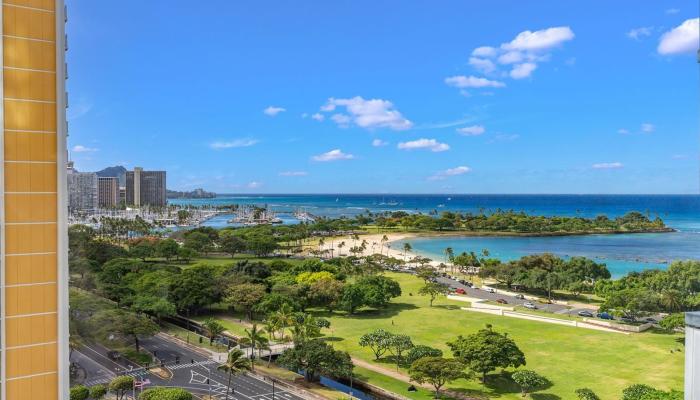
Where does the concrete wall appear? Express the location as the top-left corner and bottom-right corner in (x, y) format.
(686, 312), (700, 400)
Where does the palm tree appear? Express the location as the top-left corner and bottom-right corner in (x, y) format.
(257, 339), (272, 367)
(352, 233), (360, 247)
(381, 235), (389, 256)
(218, 348), (251, 400)
(273, 304), (295, 339)
(402, 242), (412, 261)
(263, 318), (280, 341)
(318, 238), (325, 254)
(202, 318), (226, 345)
(240, 324), (267, 371)
(660, 289), (683, 313)
(338, 241), (345, 256)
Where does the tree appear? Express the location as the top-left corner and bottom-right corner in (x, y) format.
(89, 384), (108, 400)
(406, 345), (443, 366)
(156, 239), (179, 261)
(419, 282), (450, 306)
(403, 242), (412, 260)
(219, 233), (247, 258)
(340, 284), (365, 314)
(70, 385), (90, 400)
(109, 376), (134, 400)
(217, 348), (252, 400)
(225, 283), (266, 320)
(177, 246), (197, 263)
(169, 265), (220, 314)
(255, 293), (300, 316)
(621, 384), (683, 400)
(184, 231), (213, 255)
(415, 265), (437, 282)
(130, 295), (177, 322)
(277, 339), (353, 382)
(202, 318), (226, 345)
(659, 313), (685, 331)
(129, 241), (155, 261)
(139, 387), (193, 400)
(574, 388), (600, 400)
(511, 370), (548, 397)
(355, 275), (402, 309)
(387, 334), (414, 368)
(359, 329), (393, 360)
(308, 278), (344, 311)
(448, 327), (526, 383)
(408, 357), (466, 397)
(240, 324), (268, 371)
(94, 309), (159, 352)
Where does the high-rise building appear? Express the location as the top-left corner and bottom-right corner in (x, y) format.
(97, 176), (118, 208)
(0, 1), (69, 399)
(67, 163), (97, 213)
(125, 167), (166, 207)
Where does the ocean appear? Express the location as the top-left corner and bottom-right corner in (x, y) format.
(170, 194), (700, 277)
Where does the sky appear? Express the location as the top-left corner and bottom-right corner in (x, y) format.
(66, 1), (699, 194)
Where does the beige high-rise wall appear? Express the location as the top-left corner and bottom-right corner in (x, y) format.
(1, 0), (68, 399)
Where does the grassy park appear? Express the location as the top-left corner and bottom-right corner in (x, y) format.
(314, 272), (684, 399)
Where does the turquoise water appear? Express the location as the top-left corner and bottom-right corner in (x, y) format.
(171, 194), (700, 276)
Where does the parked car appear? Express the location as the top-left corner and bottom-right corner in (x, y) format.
(577, 310), (594, 318)
(644, 317), (657, 323)
(523, 302), (537, 309)
(458, 279), (467, 285)
(496, 299), (508, 304)
(597, 312), (614, 320)
(486, 288), (496, 293)
(514, 294), (525, 300)
(464, 282), (473, 288)
(455, 288), (466, 295)
(107, 351), (121, 361)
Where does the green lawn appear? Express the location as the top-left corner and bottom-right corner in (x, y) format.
(309, 272), (684, 400)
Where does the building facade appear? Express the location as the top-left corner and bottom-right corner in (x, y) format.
(686, 312), (700, 400)
(67, 164), (97, 213)
(125, 167), (166, 207)
(97, 176), (118, 208)
(0, 1), (69, 399)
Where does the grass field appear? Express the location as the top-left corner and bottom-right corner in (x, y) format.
(306, 272), (684, 400)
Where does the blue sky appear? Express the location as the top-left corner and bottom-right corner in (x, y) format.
(66, 1), (699, 194)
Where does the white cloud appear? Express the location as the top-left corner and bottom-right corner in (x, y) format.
(510, 62), (538, 79)
(658, 18), (699, 55)
(311, 113), (324, 121)
(627, 26), (653, 40)
(72, 145), (98, 153)
(279, 171), (308, 176)
(618, 128), (630, 135)
(457, 125), (485, 136)
(498, 51), (524, 64)
(209, 138), (259, 149)
(666, 8), (680, 14)
(263, 106), (286, 116)
(330, 113), (351, 127)
(312, 149), (355, 162)
(502, 26), (575, 51)
(641, 123), (655, 133)
(472, 46), (497, 57)
(466, 26), (575, 83)
(372, 139), (388, 147)
(445, 75), (506, 88)
(468, 57), (496, 73)
(429, 166), (472, 180)
(592, 162), (624, 169)
(320, 97), (413, 130)
(397, 138), (450, 152)
(247, 181), (263, 189)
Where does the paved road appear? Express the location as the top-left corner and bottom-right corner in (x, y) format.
(76, 335), (307, 400)
(435, 275), (572, 313)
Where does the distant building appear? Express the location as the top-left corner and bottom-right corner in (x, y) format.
(97, 176), (119, 208)
(67, 162), (98, 213)
(119, 186), (126, 204)
(126, 167), (167, 207)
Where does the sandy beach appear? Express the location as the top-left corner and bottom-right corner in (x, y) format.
(318, 232), (449, 267)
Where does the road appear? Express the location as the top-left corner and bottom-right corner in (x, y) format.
(435, 275), (578, 314)
(76, 335), (307, 400)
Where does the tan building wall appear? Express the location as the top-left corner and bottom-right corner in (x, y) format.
(1, 0), (68, 399)
(97, 176), (118, 208)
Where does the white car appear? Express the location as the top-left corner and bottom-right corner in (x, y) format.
(486, 288), (496, 293)
(523, 302), (537, 309)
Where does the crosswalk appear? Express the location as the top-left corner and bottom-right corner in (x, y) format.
(83, 368), (148, 386)
(169, 359), (219, 370)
